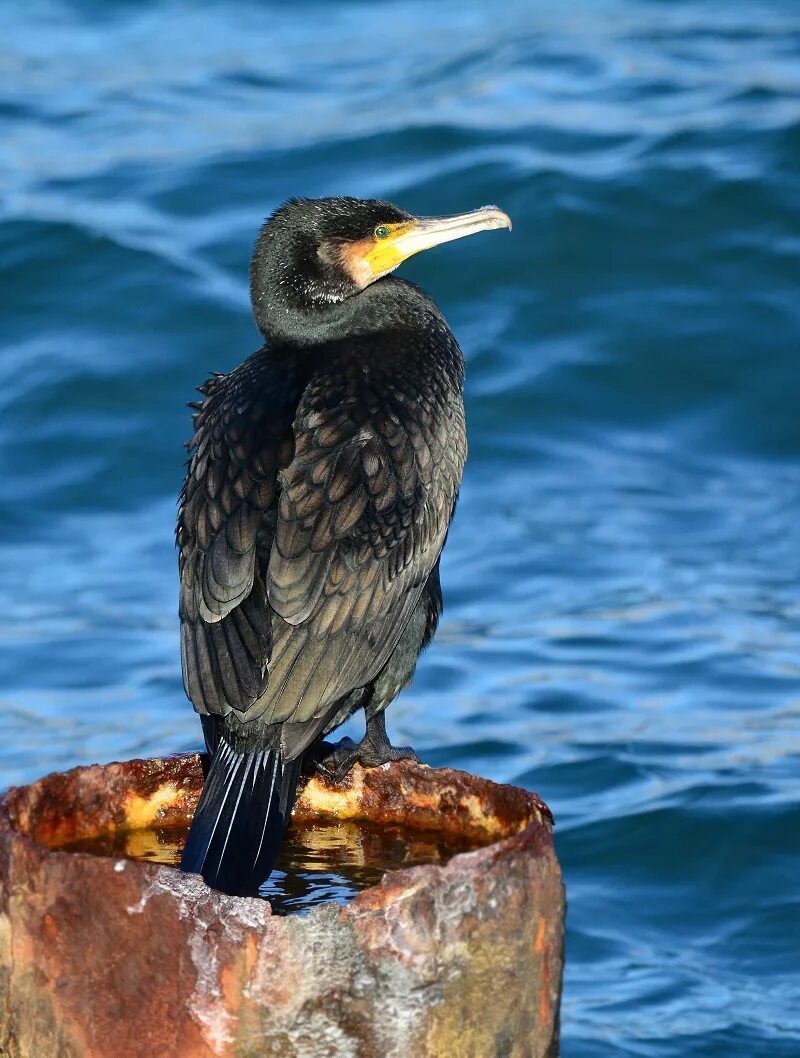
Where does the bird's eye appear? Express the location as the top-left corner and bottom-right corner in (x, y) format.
(374, 225), (391, 240)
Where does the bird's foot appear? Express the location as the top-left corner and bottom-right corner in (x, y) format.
(317, 737), (420, 783)
(315, 714), (419, 783)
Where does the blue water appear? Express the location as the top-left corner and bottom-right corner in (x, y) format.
(2, 1), (799, 1053)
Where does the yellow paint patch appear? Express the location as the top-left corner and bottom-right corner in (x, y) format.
(297, 768), (367, 819)
(122, 783), (181, 831)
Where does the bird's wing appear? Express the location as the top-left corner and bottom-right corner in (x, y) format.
(177, 353), (297, 716)
(256, 367), (466, 757)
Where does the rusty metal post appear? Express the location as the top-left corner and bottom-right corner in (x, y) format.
(0, 754), (563, 1058)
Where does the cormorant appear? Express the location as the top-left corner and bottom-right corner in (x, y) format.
(178, 196), (511, 895)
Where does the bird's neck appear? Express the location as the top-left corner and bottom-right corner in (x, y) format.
(255, 278), (440, 350)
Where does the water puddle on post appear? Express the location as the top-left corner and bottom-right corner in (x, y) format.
(60, 819), (483, 915)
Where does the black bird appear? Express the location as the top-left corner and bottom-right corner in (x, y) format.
(178, 196), (511, 895)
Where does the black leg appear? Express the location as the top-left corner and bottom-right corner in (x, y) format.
(316, 711), (420, 783)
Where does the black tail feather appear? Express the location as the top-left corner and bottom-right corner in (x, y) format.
(180, 737), (301, 896)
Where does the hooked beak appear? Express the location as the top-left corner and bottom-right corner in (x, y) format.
(360, 205), (512, 282)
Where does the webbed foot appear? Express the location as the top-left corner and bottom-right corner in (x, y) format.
(315, 713), (419, 783)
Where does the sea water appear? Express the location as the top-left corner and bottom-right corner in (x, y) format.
(2, 2), (799, 1053)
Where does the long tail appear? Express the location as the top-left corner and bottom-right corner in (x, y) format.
(180, 737), (302, 896)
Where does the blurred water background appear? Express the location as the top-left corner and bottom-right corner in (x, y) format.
(2, 0), (800, 1053)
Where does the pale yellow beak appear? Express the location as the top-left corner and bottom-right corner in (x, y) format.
(361, 205), (512, 282)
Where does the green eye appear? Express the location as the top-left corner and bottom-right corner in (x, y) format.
(374, 225), (391, 240)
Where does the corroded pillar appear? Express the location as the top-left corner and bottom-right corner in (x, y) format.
(0, 754), (563, 1058)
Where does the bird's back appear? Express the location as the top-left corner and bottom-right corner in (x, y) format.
(178, 295), (466, 760)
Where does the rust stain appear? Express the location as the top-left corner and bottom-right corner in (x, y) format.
(539, 976), (550, 1027)
(41, 912), (58, 942)
(535, 916), (551, 1028)
(295, 758), (553, 844)
(534, 915), (547, 953)
(6, 752), (553, 854)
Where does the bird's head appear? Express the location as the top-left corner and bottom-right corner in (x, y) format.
(249, 196), (511, 344)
